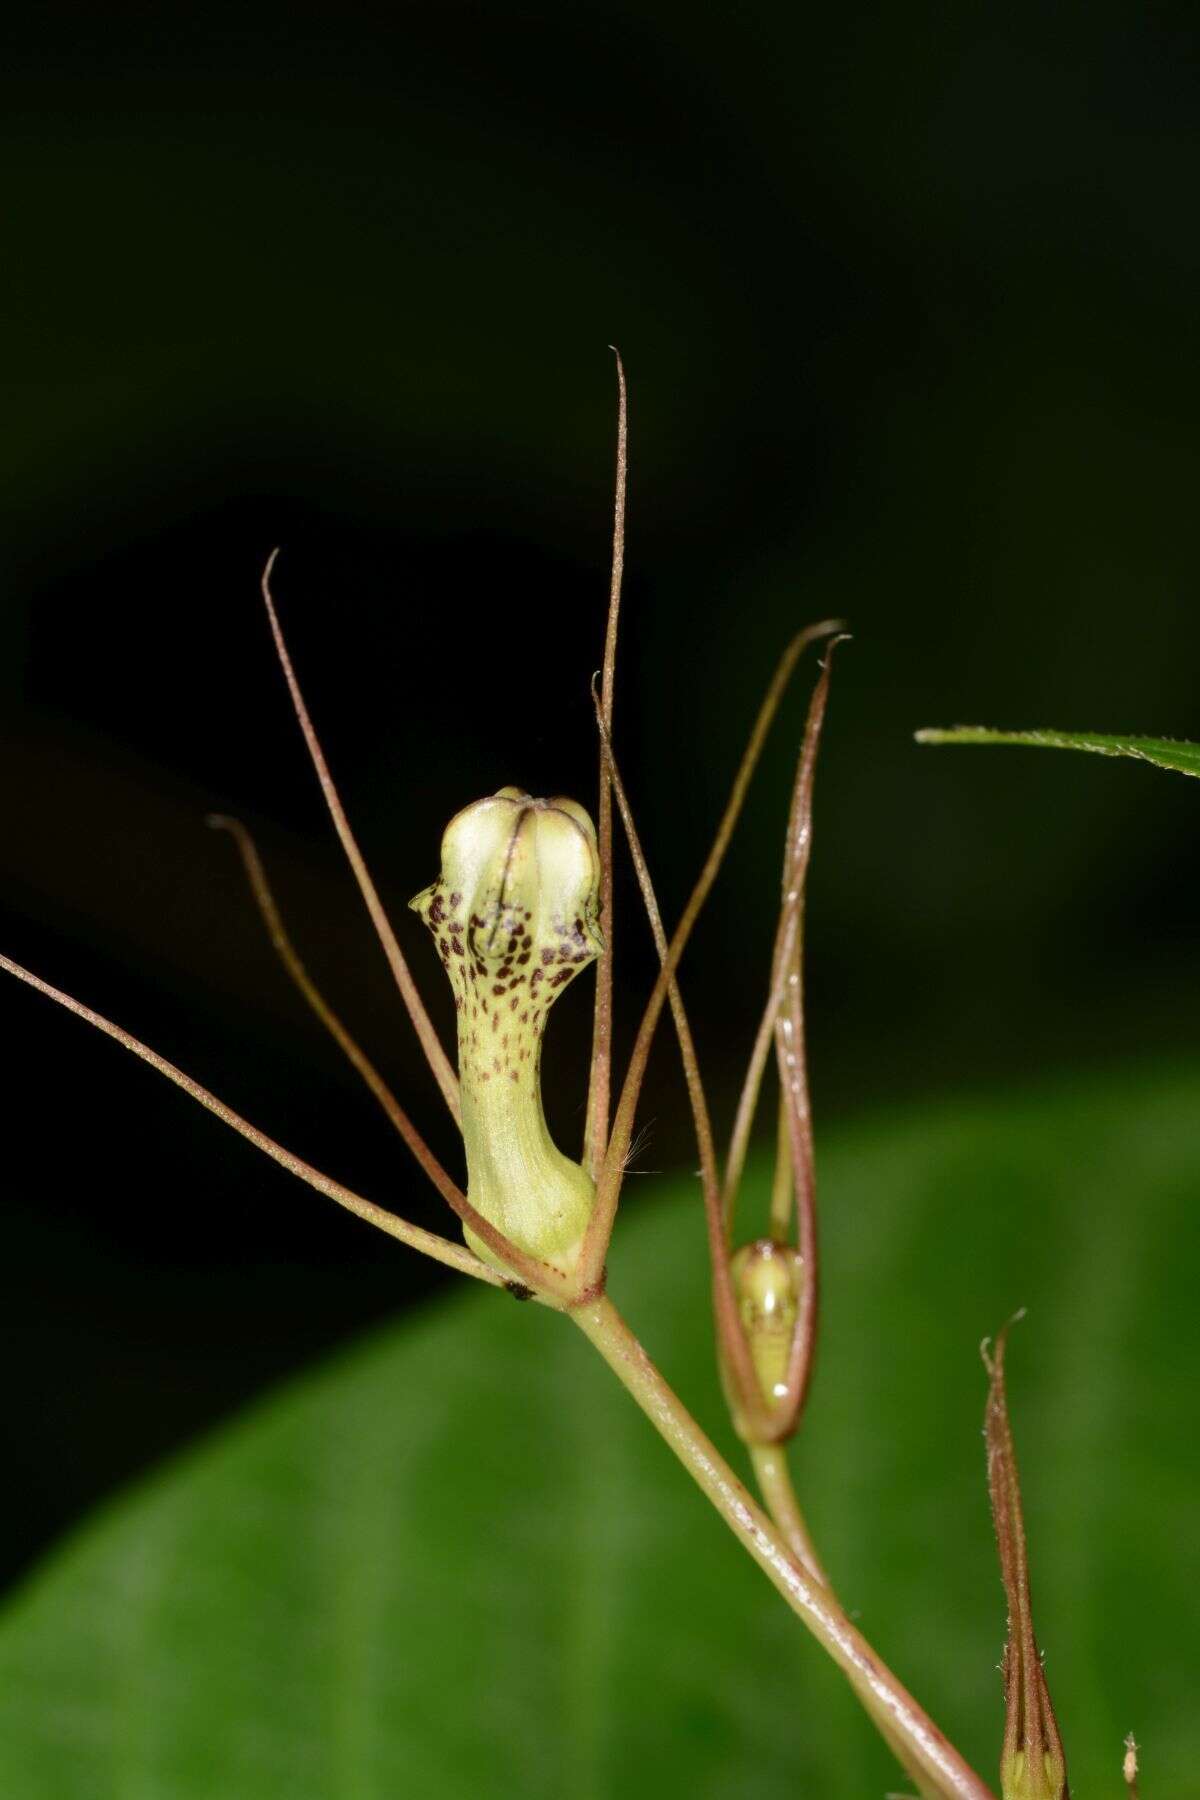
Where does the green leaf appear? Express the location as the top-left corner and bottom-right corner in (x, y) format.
(1, 1062), (1197, 1798)
(915, 725), (1200, 779)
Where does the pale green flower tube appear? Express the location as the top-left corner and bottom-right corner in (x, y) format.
(411, 788), (603, 1281)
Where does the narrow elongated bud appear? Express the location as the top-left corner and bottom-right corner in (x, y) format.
(983, 1320), (1069, 1800)
(411, 788), (603, 1283)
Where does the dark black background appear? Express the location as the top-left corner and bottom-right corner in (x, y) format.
(3, 1), (1199, 1586)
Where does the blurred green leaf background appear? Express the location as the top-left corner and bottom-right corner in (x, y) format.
(2, 2), (1197, 1792)
(3, 1072), (1196, 1796)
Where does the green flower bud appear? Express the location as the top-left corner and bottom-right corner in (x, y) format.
(411, 788), (603, 1281)
(729, 1238), (805, 1410)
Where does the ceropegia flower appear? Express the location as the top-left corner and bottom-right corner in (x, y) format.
(410, 788), (603, 1279)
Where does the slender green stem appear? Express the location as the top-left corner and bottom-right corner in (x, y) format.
(767, 1096), (793, 1239)
(747, 1437), (942, 1800)
(573, 1294), (996, 1800)
(747, 1441), (827, 1586)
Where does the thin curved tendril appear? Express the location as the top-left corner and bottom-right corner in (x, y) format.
(0, 949), (507, 1290)
(587, 702), (765, 1421)
(721, 903), (799, 1233)
(775, 640), (844, 1422)
(722, 642), (840, 1241)
(259, 551), (461, 1126)
(583, 347), (628, 1180)
(582, 619), (840, 1286)
(207, 812), (461, 1195)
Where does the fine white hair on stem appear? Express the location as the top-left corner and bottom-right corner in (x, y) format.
(619, 1118), (657, 1174)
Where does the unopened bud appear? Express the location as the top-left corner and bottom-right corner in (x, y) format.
(985, 1322), (1069, 1800)
(728, 1238), (804, 1411)
(411, 788), (603, 1280)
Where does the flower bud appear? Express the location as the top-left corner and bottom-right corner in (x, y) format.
(985, 1322), (1069, 1800)
(728, 1238), (805, 1411)
(411, 788), (603, 1281)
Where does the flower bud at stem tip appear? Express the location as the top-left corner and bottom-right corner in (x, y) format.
(412, 789), (604, 1287)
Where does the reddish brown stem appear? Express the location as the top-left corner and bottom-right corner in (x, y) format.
(587, 702), (766, 1423)
(983, 1317), (1069, 1799)
(259, 551), (461, 1125)
(583, 347), (628, 1181)
(773, 640), (843, 1428)
(582, 620), (840, 1285)
(0, 944), (573, 1298)
(0, 950), (504, 1289)
(209, 814), (446, 1172)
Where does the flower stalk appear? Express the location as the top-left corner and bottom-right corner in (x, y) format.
(575, 1293), (994, 1800)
